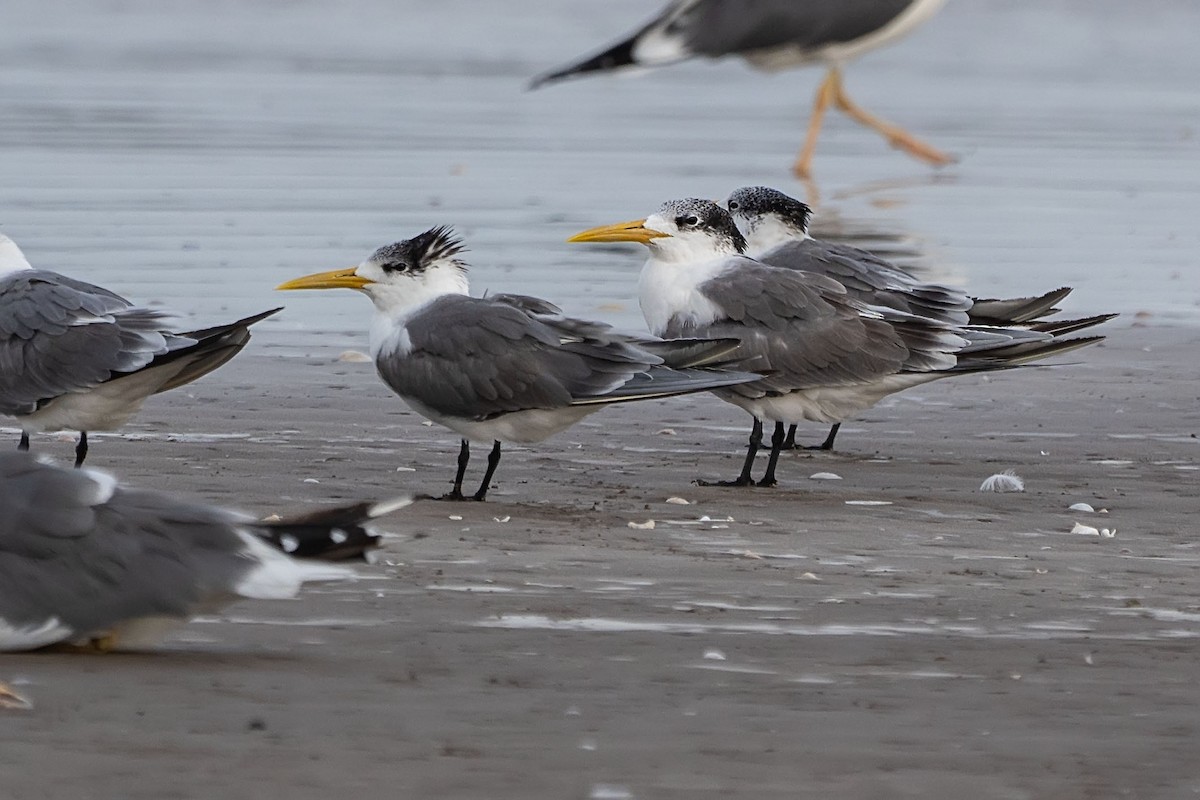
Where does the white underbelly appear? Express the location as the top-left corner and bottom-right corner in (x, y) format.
(14, 362), (188, 433)
(717, 373), (941, 424)
(402, 397), (601, 444)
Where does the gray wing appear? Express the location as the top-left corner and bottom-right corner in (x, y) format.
(757, 238), (972, 325)
(0, 271), (189, 416)
(0, 453), (250, 642)
(683, 0), (919, 58)
(378, 295), (665, 420)
(664, 258), (960, 398)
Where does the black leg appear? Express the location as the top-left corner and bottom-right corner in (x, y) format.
(472, 440), (502, 501)
(757, 422), (787, 487)
(699, 417), (762, 487)
(73, 431), (88, 468)
(17, 432), (29, 452)
(814, 423), (841, 452)
(782, 424), (799, 450)
(441, 439), (471, 501)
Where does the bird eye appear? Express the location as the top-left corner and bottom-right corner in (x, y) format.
(675, 214), (700, 227)
(381, 261), (408, 273)
(727, 201), (740, 211)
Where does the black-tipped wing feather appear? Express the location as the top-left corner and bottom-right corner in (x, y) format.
(531, 0), (919, 87)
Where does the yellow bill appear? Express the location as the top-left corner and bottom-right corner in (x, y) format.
(276, 268), (373, 291)
(567, 219), (670, 245)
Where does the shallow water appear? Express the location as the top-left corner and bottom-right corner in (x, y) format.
(1, 0), (1197, 355)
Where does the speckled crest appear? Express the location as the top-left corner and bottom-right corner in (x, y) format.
(655, 198), (747, 253)
(725, 187), (812, 233)
(369, 226), (468, 274)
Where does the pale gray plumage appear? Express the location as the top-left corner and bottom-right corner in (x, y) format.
(0, 452), (354, 652)
(0, 271), (189, 417)
(380, 293), (750, 422)
(0, 239), (280, 465)
(724, 186), (1117, 449)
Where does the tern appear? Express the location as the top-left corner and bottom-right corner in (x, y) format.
(530, 0), (954, 178)
(569, 199), (1107, 487)
(277, 226), (758, 500)
(0, 234), (280, 467)
(0, 451), (411, 652)
(724, 186), (1117, 450)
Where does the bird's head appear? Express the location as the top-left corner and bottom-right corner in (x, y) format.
(277, 226), (470, 314)
(724, 186), (812, 252)
(568, 198), (746, 264)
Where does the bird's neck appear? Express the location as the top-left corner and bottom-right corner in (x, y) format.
(637, 253), (726, 337)
(366, 268), (469, 359)
(744, 219), (808, 257)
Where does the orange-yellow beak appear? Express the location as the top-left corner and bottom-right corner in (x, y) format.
(567, 219), (670, 245)
(275, 267), (373, 291)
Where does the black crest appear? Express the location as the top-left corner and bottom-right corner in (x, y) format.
(370, 226), (469, 275)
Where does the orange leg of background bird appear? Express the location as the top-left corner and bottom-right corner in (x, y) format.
(792, 68), (838, 179)
(828, 67), (955, 167)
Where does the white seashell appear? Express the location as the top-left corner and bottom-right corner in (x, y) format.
(493, 516), (511, 523)
(845, 500), (892, 506)
(656, 428), (677, 435)
(449, 515), (463, 521)
(1071, 522), (1100, 536)
(703, 649), (726, 661)
(665, 497), (691, 505)
(1101, 528), (1117, 538)
(627, 520), (655, 530)
(809, 472), (842, 480)
(1068, 502), (1095, 512)
(979, 470), (1024, 492)
(302, 478), (320, 484)
(336, 350), (372, 363)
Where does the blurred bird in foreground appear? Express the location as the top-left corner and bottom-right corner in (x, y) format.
(0, 451), (410, 653)
(531, 0), (955, 178)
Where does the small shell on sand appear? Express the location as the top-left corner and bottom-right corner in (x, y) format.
(628, 520), (655, 530)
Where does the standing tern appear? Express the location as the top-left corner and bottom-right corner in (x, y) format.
(276, 226), (758, 501)
(724, 186), (1118, 450)
(0, 451), (411, 652)
(530, 0), (954, 178)
(0, 233), (280, 466)
(569, 199), (1107, 488)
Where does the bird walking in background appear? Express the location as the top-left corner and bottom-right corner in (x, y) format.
(277, 227), (759, 500)
(531, 0), (955, 178)
(0, 234), (280, 467)
(570, 199), (1109, 487)
(723, 186), (1117, 450)
(0, 452), (410, 652)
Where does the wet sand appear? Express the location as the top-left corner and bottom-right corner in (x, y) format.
(3, 321), (1198, 799)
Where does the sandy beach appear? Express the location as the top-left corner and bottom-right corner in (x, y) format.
(3, 0), (1200, 796)
(3, 321), (1198, 798)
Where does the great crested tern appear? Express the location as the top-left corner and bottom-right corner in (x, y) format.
(0, 234), (280, 466)
(569, 199), (1108, 487)
(724, 186), (1118, 450)
(277, 226), (759, 500)
(531, 0), (954, 178)
(0, 451), (410, 652)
